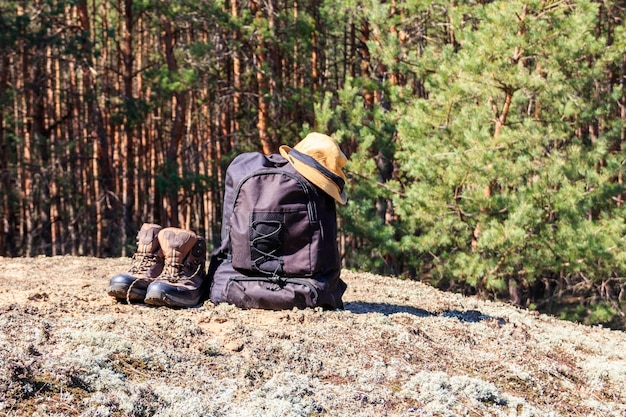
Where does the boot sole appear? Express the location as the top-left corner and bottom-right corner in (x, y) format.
(144, 292), (201, 308)
(108, 284), (147, 302)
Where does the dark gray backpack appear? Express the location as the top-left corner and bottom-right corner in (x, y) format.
(207, 152), (347, 310)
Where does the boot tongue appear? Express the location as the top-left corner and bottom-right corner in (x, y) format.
(136, 223), (162, 254)
(160, 228), (197, 264)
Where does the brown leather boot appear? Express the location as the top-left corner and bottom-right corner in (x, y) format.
(108, 223), (164, 302)
(144, 227), (207, 307)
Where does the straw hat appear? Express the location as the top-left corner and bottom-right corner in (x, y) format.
(279, 132), (348, 205)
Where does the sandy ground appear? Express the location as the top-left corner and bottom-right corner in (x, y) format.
(0, 255), (625, 416)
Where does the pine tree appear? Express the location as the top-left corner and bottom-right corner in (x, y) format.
(319, 0), (626, 321)
(394, 0), (626, 307)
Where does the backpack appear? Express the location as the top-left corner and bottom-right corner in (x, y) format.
(207, 152), (347, 310)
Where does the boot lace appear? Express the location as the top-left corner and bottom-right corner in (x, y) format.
(128, 253), (159, 274)
(160, 260), (201, 283)
(125, 253), (160, 304)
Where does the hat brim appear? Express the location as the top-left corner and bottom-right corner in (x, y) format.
(280, 145), (347, 205)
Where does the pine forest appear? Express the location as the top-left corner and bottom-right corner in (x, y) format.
(1, 0), (626, 328)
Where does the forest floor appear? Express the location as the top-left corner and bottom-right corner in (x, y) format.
(0, 256), (625, 417)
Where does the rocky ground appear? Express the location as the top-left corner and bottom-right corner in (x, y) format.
(0, 256), (625, 416)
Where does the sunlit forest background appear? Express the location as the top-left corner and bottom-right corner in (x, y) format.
(1, 0), (626, 328)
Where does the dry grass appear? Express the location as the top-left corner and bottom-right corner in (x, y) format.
(0, 256), (625, 416)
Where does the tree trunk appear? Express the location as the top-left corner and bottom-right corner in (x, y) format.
(119, 0), (134, 254)
(251, 0), (274, 154)
(0, 52), (9, 255)
(77, 0), (113, 256)
(161, 16), (185, 226)
(231, 0), (241, 143)
(359, 20), (373, 108)
(17, 4), (34, 256)
(311, 0), (320, 99)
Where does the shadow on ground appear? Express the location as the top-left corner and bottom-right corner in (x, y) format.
(344, 302), (507, 324)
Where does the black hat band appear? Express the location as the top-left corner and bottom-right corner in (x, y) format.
(289, 149), (345, 193)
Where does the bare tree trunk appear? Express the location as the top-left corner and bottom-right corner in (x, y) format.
(135, 14), (145, 227)
(77, 0), (112, 256)
(68, 5), (81, 255)
(119, 0), (134, 255)
(48, 45), (60, 256)
(618, 52), (626, 207)
(231, 0), (241, 141)
(161, 16), (185, 226)
(0, 53), (9, 255)
(17, 4), (34, 256)
(311, 0), (320, 98)
(251, 0), (274, 154)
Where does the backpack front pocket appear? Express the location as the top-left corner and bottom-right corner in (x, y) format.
(224, 276), (318, 310)
(230, 209), (314, 276)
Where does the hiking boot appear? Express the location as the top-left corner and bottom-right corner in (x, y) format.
(108, 223), (164, 302)
(144, 228), (207, 307)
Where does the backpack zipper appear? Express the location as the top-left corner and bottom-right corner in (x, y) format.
(231, 170), (318, 222)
